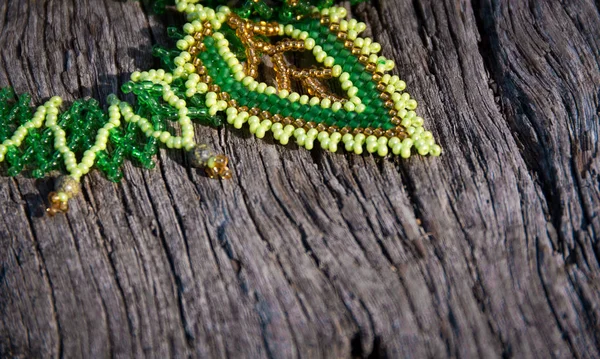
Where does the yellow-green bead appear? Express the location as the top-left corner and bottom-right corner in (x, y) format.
(366, 141), (378, 153)
(255, 127), (266, 138)
(377, 145), (388, 157)
(345, 140), (355, 152)
(431, 144), (442, 157)
(400, 146), (411, 158)
(304, 138), (314, 150)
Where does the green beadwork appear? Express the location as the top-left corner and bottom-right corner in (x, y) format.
(0, 0), (440, 214)
(174, 2), (441, 158)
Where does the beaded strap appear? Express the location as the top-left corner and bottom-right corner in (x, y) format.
(0, 0), (441, 215)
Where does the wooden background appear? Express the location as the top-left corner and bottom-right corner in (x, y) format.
(1, 0), (599, 357)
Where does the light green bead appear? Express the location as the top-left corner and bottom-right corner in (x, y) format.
(332, 65), (342, 77)
(279, 134), (290, 145)
(366, 135), (378, 144)
(317, 131), (329, 141)
(324, 56), (335, 67)
(296, 134), (307, 146)
(304, 138), (314, 150)
(248, 116), (260, 125)
(377, 145), (388, 157)
(354, 133), (366, 145)
(353, 142), (363, 155)
(366, 141), (378, 153)
(305, 38), (316, 50)
(388, 137), (400, 148)
(400, 146), (411, 158)
(345, 140), (355, 152)
(284, 125), (295, 134)
(293, 128), (306, 137)
(255, 126), (266, 138)
(159, 132), (171, 143)
(330, 132), (342, 142)
(261, 120), (272, 130)
(430, 144), (442, 156)
(234, 116), (246, 129)
(256, 82), (269, 93)
(417, 144), (430, 156)
(328, 141), (338, 153)
(288, 92), (300, 102)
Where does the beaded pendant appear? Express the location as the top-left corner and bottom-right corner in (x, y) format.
(0, 0), (441, 215)
(169, 2), (441, 158)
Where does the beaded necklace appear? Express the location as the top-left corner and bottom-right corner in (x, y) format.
(0, 0), (441, 215)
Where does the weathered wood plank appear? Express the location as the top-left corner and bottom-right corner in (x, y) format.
(1, 0), (599, 357)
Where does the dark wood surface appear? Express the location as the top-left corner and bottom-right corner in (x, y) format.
(1, 0), (599, 357)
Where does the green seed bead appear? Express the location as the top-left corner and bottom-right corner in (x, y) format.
(305, 138), (314, 150)
(400, 146), (411, 158)
(296, 134), (307, 146)
(366, 141), (378, 153)
(353, 142), (363, 155)
(345, 140), (355, 152)
(255, 126), (267, 139)
(430, 144), (442, 156)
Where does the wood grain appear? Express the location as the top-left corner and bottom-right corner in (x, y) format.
(1, 0), (599, 357)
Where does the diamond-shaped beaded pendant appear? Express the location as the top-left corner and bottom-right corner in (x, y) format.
(162, 2), (442, 158)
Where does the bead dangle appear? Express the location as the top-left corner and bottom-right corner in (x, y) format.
(0, 0), (441, 215)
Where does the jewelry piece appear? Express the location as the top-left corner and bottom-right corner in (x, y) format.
(0, 0), (441, 215)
